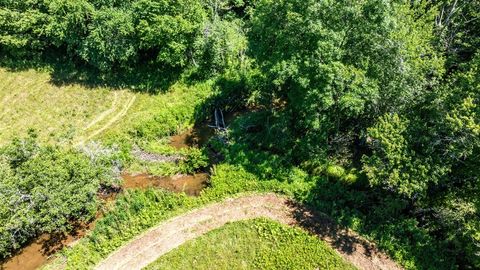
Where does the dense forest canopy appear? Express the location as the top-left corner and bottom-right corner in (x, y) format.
(0, 0), (479, 269)
(0, 0), (246, 73)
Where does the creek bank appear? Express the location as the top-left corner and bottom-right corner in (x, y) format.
(122, 173), (208, 196)
(1, 220), (97, 270)
(0, 128), (213, 270)
(1, 110), (239, 270)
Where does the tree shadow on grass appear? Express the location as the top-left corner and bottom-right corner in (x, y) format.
(189, 74), (455, 270)
(286, 199), (378, 258)
(0, 54), (181, 94)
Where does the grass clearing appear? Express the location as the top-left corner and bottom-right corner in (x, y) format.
(0, 68), (135, 145)
(145, 218), (356, 270)
(101, 80), (214, 142)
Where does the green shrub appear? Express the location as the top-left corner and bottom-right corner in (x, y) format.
(342, 173), (358, 184)
(0, 135), (120, 259)
(129, 82), (213, 140)
(325, 165), (346, 179)
(179, 147), (209, 174)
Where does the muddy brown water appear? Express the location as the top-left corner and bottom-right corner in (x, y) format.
(1, 174), (209, 270)
(0, 172), (210, 270)
(170, 125), (214, 150)
(170, 110), (241, 150)
(1, 221), (97, 270)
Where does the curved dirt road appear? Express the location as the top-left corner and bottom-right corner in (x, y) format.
(95, 194), (402, 270)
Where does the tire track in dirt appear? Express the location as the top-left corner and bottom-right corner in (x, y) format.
(95, 194), (403, 270)
(76, 95), (136, 146)
(84, 92), (120, 130)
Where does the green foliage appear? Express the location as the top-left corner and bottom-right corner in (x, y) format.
(0, 0), (208, 72)
(133, 0), (206, 67)
(0, 134), (120, 259)
(145, 219), (355, 270)
(193, 18), (247, 74)
(248, 0), (443, 160)
(130, 82), (214, 140)
(80, 8), (136, 71)
(48, 157), (315, 269)
(361, 52), (479, 267)
(2, 0), (480, 269)
(310, 177), (457, 270)
(325, 165), (346, 179)
(45, 0), (94, 53)
(342, 172), (358, 185)
(362, 114), (442, 197)
(59, 189), (196, 269)
(129, 147), (209, 176)
(179, 147), (209, 174)
(0, 4), (48, 57)
(433, 0), (480, 68)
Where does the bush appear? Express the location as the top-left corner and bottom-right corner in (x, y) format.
(179, 147), (209, 174)
(342, 172), (358, 185)
(0, 135), (120, 259)
(325, 165), (346, 179)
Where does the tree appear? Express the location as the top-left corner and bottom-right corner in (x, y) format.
(0, 3), (49, 57)
(362, 113), (445, 198)
(133, 0), (206, 67)
(0, 135), (120, 259)
(80, 7), (137, 71)
(193, 18), (247, 74)
(44, 0), (94, 55)
(362, 52), (480, 268)
(248, 0), (443, 160)
(433, 0), (480, 69)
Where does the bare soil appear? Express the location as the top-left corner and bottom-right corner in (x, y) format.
(95, 194), (403, 270)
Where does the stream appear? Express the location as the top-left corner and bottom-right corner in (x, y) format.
(1, 120), (221, 270)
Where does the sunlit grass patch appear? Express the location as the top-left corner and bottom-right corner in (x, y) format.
(145, 218), (356, 270)
(0, 68), (135, 145)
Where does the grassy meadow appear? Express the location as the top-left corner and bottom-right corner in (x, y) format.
(0, 68), (135, 145)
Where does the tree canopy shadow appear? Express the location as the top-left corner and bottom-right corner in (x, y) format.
(189, 74), (299, 181)
(286, 199), (377, 258)
(0, 53), (181, 94)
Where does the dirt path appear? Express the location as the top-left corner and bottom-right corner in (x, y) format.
(76, 95), (136, 146)
(95, 194), (402, 270)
